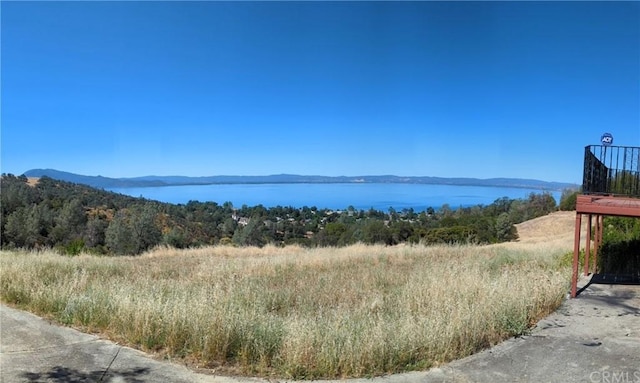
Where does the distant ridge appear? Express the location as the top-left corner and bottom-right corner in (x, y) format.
(22, 169), (167, 188)
(22, 169), (579, 191)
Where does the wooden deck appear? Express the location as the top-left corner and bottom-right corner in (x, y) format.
(571, 194), (640, 298)
(576, 194), (640, 218)
(572, 145), (640, 297)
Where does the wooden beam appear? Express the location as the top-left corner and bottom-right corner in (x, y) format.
(571, 213), (582, 298)
(577, 195), (640, 218)
(593, 215), (602, 274)
(584, 215), (592, 276)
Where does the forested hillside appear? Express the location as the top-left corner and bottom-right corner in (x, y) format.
(1, 174), (562, 255)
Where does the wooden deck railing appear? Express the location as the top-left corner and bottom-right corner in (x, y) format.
(582, 145), (640, 198)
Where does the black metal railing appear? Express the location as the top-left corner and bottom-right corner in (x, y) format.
(583, 145), (640, 197)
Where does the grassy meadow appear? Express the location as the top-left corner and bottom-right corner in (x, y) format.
(0, 238), (573, 379)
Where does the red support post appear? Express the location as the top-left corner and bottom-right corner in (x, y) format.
(599, 215), (605, 269)
(584, 215), (592, 276)
(571, 213), (582, 298)
(593, 215), (601, 274)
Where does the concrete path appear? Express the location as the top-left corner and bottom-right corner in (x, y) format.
(417, 279), (640, 383)
(0, 307), (253, 383)
(2, 277), (639, 383)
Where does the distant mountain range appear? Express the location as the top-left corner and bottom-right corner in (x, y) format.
(21, 168), (579, 191)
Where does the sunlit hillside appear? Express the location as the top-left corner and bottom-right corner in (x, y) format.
(513, 210), (577, 245)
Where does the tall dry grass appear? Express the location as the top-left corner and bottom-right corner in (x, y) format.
(1, 243), (571, 378)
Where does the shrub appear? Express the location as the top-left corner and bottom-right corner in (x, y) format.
(598, 217), (640, 276)
(559, 189), (579, 211)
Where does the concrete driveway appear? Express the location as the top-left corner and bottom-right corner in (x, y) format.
(2, 276), (639, 383)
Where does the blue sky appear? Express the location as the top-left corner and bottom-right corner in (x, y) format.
(1, 1), (638, 184)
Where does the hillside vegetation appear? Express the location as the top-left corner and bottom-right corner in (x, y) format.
(1, 174), (564, 255)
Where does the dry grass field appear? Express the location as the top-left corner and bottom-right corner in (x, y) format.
(0, 212), (577, 379)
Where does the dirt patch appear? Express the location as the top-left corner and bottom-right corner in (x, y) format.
(26, 177), (39, 187)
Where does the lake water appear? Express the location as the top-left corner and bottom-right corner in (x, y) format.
(108, 183), (563, 212)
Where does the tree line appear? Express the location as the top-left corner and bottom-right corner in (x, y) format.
(1, 174), (574, 255)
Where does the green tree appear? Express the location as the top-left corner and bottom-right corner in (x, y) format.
(105, 205), (161, 255)
(220, 217), (237, 238)
(559, 189), (579, 211)
(362, 220), (393, 245)
(486, 197), (512, 216)
(162, 227), (188, 249)
(51, 198), (87, 244)
(508, 199), (526, 223)
(526, 192), (557, 218)
(391, 221), (413, 244)
(24, 203), (54, 247)
(1, 175), (36, 218)
(496, 212), (518, 242)
(233, 218), (268, 247)
(439, 204), (453, 218)
(388, 207), (399, 222)
(129, 205), (162, 254)
(316, 222), (347, 246)
(3, 207), (28, 248)
(105, 211), (135, 255)
(425, 226), (476, 244)
(84, 215), (108, 250)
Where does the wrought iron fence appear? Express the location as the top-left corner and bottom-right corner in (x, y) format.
(583, 145), (640, 197)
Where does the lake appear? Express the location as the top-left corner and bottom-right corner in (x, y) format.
(108, 183), (563, 212)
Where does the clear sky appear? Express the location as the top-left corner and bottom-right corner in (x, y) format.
(1, 1), (638, 184)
